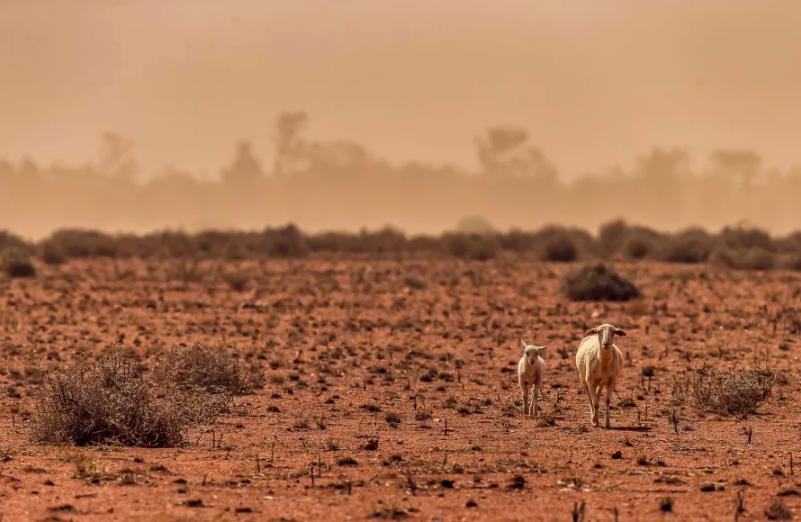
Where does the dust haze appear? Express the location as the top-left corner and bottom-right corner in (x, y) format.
(3, 1), (801, 238)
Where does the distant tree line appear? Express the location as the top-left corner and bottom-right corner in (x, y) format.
(2, 113), (801, 239)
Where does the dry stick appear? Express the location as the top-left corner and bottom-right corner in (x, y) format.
(734, 491), (746, 522)
(255, 456), (261, 475)
(571, 500), (586, 522)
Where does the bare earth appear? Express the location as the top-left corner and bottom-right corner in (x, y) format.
(1, 259), (800, 521)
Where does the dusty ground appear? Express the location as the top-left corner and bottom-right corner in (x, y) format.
(1, 258), (801, 521)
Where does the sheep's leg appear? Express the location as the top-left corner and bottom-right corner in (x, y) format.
(532, 384), (539, 418)
(586, 382), (599, 426)
(521, 385), (529, 416)
(605, 380), (615, 429)
(582, 381), (595, 423)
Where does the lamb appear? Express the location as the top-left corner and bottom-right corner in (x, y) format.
(517, 341), (547, 417)
(575, 323), (625, 428)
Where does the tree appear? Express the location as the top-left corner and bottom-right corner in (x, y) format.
(222, 141), (264, 186)
(273, 111), (308, 176)
(475, 126), (556, 183)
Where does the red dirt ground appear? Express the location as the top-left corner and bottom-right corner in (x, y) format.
(1, 258), (800, 521)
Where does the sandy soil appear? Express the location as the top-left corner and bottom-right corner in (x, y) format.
(1, 258), (800, 521)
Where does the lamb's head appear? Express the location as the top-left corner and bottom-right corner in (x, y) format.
(520, 340), (547, 363)
(584, 323), (625, 350)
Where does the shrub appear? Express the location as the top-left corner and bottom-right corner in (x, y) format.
(265, 224), (308, 257)
(623, 237), (652, 260)
(597, 219), (630, 258)
(0, 230), (29, 254)
(40, 241), (66, 265)
(562, 263), (642, 302)
(33, 351), (183, 447)
(2, 248), (36, 278)
(777, 253), (801, 271)
(658, 228), (713, 263)
(443, 233), (500, 261)
(542, 236), (577, 262)
(223, 272), (250, 292)
(765, 500), (792, 520)
(155, 344), (262, 395)
(687, 369), (773, 417)
(718, 226), (775, 251)
(43, 229), (120, 258)
(712, 245), (775, 271)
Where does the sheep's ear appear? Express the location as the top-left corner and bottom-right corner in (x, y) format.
(614, 328), (626, 336)
(584, 328), (597, 337)
(520, 339), (527, 350)
(536, 346), (547, 354)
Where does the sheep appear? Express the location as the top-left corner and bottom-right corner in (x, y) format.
(575, 323), (625, 428)
(517, 341), (547, 417)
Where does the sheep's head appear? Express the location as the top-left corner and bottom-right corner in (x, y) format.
(584, 323), (625, 350)
(520, 340), (547, 363)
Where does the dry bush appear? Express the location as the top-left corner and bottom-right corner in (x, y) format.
(223, 272), (250, 292)
(711, 246), (775, 271)
(542, 236), (577, 262)
(677, 369), (774, 417)
(658, 228), (713, 263)
(597, 220), (662, 260)
(442, 233), (500, 261)
(765, 500), (792, 520)
(265, 224), (308, 257)
(562, 263), (642, 301)
(43, 229), (120, 259)
(2, 248), (36, 278)
(711, 226), (777, 270)
(40, 241), (66, 265)
(0, 230), (29, 254)
(155, 344), (262, 395)
(33, 351), (184, 447)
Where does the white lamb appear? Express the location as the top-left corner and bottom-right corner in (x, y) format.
(517, 341), (547, 417)
(575, 324), (625, 428)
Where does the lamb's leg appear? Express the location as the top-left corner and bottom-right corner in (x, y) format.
(605, 380), (615, 429)
(586, 382), (599, 426)
(532, 384), (539, 417)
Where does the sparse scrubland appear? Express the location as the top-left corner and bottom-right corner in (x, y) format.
(0, 238), (800, 519)
(1, 220), (801, 272)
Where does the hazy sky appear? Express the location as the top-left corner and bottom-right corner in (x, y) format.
(3, 0), (801, 178)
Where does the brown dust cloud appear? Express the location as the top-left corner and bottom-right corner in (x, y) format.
(3, 1), (801, 239)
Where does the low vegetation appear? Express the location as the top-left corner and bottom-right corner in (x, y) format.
(2, 248), (36, 278)
(33, 351), (184, 447)
(0, 221), (798, 271)
(154, 343), (263, 395)
(675, 369), (774, 417)
(562, 263), (642, 301)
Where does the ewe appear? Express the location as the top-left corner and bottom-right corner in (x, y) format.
(575, 324), (625, 428)
(517, 341), (547, 417)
